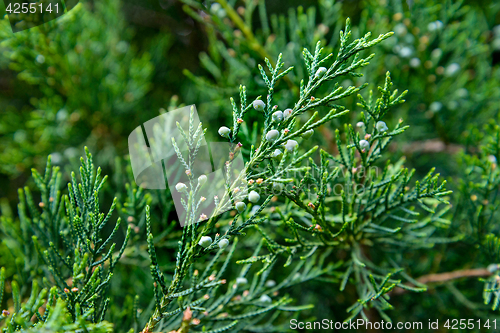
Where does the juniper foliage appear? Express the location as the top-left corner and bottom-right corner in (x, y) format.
(453, 124), (500, 311)
(2, 0), (500, 332)
(0, 0), (167, 175)
(0, 148), (130, 331)
(135, 20), (452, 332)
(177, 0), (500, 321)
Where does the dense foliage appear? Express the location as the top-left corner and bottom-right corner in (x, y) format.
(1, 0), (500, 332)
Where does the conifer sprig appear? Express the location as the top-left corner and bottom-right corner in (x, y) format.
(0, 148), (131, 330)
(454, 124), (500, 311)
(137, 18), (452, 331)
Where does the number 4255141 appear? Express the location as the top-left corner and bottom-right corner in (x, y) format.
(6, 3), (60, 14)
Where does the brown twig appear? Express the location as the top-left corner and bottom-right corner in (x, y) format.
(390, 139), (467, 155)
(391, 268), (492, 296)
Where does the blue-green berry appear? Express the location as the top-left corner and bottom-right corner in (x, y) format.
(198, 175), (207, 186)
(218, 238), (229, 249)
(376, 121), (388, 132)
(445, 63), (460, 76)
(175, 182), (187, 192)
(248, 190), (260, 203)
(218, 126), (231, 138)
(235, 201), (246, 213)
(265, 280), (276, 287)
(284, 140), (298, 152)
(272, 182), (284, 192)
(272, 149), (283, 159)
(266, 129), (280, 142)
(315, 67), (327, 78)
(253, 100), (265, 111)
(272, 111), (284, 122)
(487, 264), (500, 273)
(198, 236), (212, 248)
(430, 101), (443, 112)
(259, 294), (272, 302)
(236, 277), (248, 285)
(359, 140), (370, 151)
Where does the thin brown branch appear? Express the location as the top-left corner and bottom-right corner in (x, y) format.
(390, 139), (467, 155)
(391, 268), (492, 296)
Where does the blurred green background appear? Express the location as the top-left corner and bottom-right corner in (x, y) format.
(1, 0), (500, 330)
